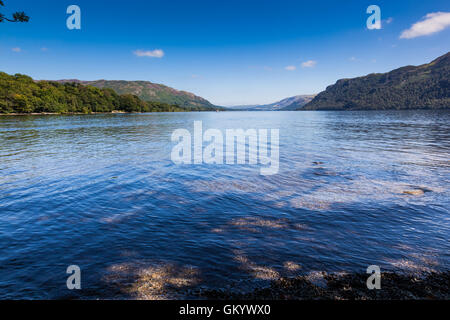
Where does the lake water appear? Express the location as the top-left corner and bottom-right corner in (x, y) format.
(0, 111), (449, 299)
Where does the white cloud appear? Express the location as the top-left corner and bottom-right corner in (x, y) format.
(11, 47), (21, 52)
(400, 12), (450, 39)
(301, 60), (317, 68)
(385, 17), (394, 24)
(133, 49), (164, 58)
(284, 65), (296, 71)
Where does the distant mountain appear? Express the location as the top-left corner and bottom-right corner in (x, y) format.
(226, 104), (260, 110)
(303, 52), (450, 110)
(277, 95), (316, 110)
(229, 95), (315, 111)
(56, 79), (217, 111)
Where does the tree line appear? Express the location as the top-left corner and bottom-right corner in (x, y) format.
(0, 72), (193, 114)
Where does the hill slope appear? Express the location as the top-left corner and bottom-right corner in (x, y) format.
(229, 95), (315, 111)
(0, 72), (191, 114)
(303, 52), (450, 110)
(56, 79), (216, 111)
(278, 95), (316, 110)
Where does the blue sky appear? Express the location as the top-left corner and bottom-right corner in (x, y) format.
(1, 0), (449, 106)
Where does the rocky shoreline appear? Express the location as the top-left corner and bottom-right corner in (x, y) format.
(0, 111), (136, 116)
(103, 261), (449, 300)
(198, 271), (450, 300)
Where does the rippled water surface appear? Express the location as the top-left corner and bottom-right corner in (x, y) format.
(0, 111), (449, 299)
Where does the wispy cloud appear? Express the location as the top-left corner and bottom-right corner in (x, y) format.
(284, 65), (296, 71)
(385, 17), (394, 25)
(301, 60), (317, 68)
(133, 49), (164, 58)
(400, 12), (450, 39)
(11, 47), (21, 52)
(41, 47), (48, 52)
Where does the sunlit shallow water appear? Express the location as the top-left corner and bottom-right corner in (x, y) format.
(0, 111), (449, 299)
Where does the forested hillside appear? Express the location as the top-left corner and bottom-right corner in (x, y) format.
(57, 79), (216, 110)
(0, 72), (200, 114)
(302, 52), (450, 110)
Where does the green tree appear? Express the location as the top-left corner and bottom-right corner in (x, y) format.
(0, 1), (29, 23)
(0, 71), (192, 114)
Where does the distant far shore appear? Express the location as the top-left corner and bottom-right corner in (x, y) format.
(2, 109), (449, 116)
(0, 110), (210, 116)
(0, 111), (126, 116)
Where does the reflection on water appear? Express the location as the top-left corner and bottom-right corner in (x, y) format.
(0, 111), (449, 299)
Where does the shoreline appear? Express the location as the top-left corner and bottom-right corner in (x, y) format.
(198, 271), (450, 300)
(0, 110), (215, 116)
(1, 109), (448, 116)
(103, 264), (450, 300)
(0, 111), (128, 116)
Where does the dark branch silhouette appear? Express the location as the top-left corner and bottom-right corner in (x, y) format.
(0, 1), (30, 23)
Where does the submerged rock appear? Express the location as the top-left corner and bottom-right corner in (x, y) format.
(403, 186), (433, 196)
(199, 271), (450, 300)
(403, 190), (425, 196)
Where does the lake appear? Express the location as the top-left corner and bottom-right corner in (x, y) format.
(0, 110), (449, 299)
